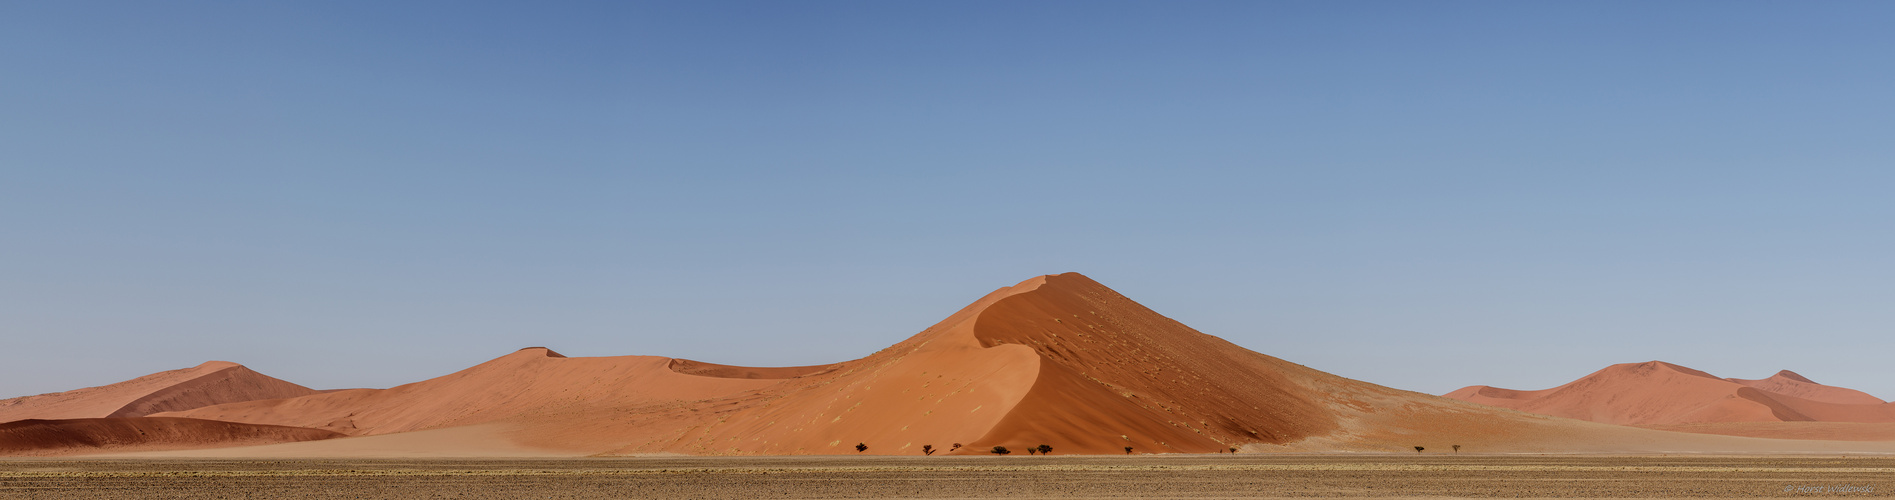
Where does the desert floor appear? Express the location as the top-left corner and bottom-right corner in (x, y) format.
(1, 454), (1889, 499)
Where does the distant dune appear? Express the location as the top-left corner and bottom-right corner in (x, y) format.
(0, 361), (318, 423)
(1445, 361), (1895, 436)
(12, 273), (1895, 457)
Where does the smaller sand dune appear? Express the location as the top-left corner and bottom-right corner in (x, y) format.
(0, 362), (317, 423)
(1726, 370), (1887, 405)
(0, 417), (343, 456)
(1446, 361), (1895, 435)
(158, 348), (803, 436)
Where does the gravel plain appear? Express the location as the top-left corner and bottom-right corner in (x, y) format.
(1, 454), (1889, 499)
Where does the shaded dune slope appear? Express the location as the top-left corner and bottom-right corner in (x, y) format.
(0, 417), (342, 456)
(963, 273), (1340, 452)
(0, 362), (317, 423)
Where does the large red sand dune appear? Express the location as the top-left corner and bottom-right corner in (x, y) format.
(1445, 361), (1895, 430)
(500, 273), (1349, 455)
(0, 361), (317, 423)
(21, 273), (1895, 457)
(0, 417), (342, 456)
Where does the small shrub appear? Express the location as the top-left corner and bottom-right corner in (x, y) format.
(922, 444), (935, 456)
(991, 446), (1011, 455)
(855, 443), (868, 453)
(1037, 444), (1052, 455)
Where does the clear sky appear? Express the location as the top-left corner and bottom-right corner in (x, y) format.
(4, 1), (1892, 401)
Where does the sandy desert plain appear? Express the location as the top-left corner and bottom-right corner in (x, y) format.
(4, 273), (1893, 498)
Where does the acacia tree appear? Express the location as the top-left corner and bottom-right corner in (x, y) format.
(1124, 446), (1133, 455)
(1229, 447), (1237, 454)
(951, 443), (963, 452)
(922, 445), (935, 456)
(1452, 445), (1461, 453)
(856, 443), (868, 453)
(1413, 446), (1424, 453)
(1037, 444), (1052, 455)
(991, 446), (1011, 455)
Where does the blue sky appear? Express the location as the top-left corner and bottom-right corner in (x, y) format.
(3, 1), (1892, 400)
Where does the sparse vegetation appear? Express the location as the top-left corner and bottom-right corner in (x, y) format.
(1452, 444), (1461, 453)
(1037, 444), (1052, 455)
(951, 443), (963, 451)
(1229, 447), (1237, 453)
(991, 446), (1011, 455)
(922, 445), (934, 456)
(855, 443), (867, 453)
(1414, 446), (1424, 453)
(1124, 446), (1133, 454)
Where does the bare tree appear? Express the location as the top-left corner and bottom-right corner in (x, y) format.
(922, 445), (935, 456)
